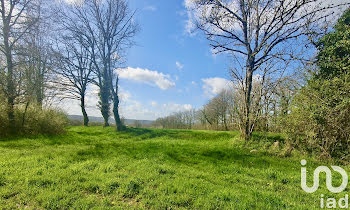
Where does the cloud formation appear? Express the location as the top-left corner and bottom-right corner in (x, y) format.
(202, 77), (232, 97)
(176, 61), (184, 71)
(63, 0), (83, 5)
(118, 67), (175, 90)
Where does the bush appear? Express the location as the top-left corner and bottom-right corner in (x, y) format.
(0, 103), (68, 137)
(284, 73), (350, 161)
(0, 103), (8, 135)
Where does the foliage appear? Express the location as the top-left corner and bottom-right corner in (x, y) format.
(285, 73), (350, 160)
(0, 126), (344, 209)
(316, 9), (350, 79)
(284, 10), (350, 160)
(0, 103), (68, 137)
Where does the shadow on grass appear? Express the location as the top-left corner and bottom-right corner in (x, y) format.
(123, 127), (238, 142)
(69, 130), (292, 171)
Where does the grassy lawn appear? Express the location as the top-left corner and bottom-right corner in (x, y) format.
(0, 127), (347, 209)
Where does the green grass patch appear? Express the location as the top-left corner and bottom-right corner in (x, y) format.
(0, 127), (347, 209)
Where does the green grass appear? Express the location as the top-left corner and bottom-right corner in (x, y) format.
(0, 127), (348, 209)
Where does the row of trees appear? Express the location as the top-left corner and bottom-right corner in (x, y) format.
(0, 0), (137, 135)
(154, 77), (296, 133)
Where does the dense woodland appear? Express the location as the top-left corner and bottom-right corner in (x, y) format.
(0, 0), (349, 160)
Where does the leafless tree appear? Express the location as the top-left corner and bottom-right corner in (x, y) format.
(187, 0), (349, 140)
(153, 109), (198, 130)
(54, 33), (94, 126)
(63, 0), (138, 130)
(201, 89), (233, 130)
(0, 0), (40, 133)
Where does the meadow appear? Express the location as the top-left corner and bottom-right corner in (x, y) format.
(0, 127), (348, 209)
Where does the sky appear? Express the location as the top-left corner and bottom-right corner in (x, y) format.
(60, 0), (349, 121)
(61, 0), (233, 120)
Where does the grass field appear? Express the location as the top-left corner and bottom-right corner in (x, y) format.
(0, 127), (348, 209)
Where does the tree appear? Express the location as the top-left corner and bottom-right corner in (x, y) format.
(0, 0), (39, 134)
(201, 90), (232, 130)
(316, 8), (350, 79)
(55, 35), (94, 126)
(186, 0), (349, 140)
(21, 1), (57, 108)
(286, 9), (350, 160)
(54, 2), (98, 126)
(67, 0), (138, 130)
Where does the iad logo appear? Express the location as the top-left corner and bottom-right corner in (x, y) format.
(300, 159), (348, 193)
(301, 159), (349, 209)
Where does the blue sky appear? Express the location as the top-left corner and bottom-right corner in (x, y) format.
(63, 0), (233, 120)
(61, 0), (347, 120)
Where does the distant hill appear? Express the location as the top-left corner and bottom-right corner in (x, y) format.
(67, 115), (154, 126)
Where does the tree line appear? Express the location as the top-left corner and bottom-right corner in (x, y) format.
(154, 78), (296, 133)
(0, 0), (138, 136)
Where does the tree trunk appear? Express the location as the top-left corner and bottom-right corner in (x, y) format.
(7, 96), (15, 134)
(81, 96), (89, 126)
(112, 77), (125, 131)
(100, 84), (110, 127)
(35, 68), (44, 109)
(223, 115), (228, 131)
(112, 97), (124, 131)
(244, 68), (254, 141)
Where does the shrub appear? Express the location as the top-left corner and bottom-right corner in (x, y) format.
(0, 103), (8, 136)
(284, 73), (350, 160)
(0, 103), (68, 137)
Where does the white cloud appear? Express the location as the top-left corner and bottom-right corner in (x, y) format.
(119, 90), (131, 102)
(143, 5), (157, 12)
(161, 103), (193, 114)
(118, 67), (175, 90)
(176, 61), (184, 71)
(63, 0), (83, 5)
(183, 0), (197, 35)
(191, 81), (197, 85)
(120, 100), (157, 120)
(202, 77), (232, 97)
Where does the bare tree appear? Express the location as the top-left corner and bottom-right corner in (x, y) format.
(21, 1), (57, 108)
(187, 0), (349, 140)
(19, 6), (57, 127)
(0, 0), (39, 133)
(65, 0), (138, 130)
(201, 90), (232, 130)
(55, 34), (94, 126)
